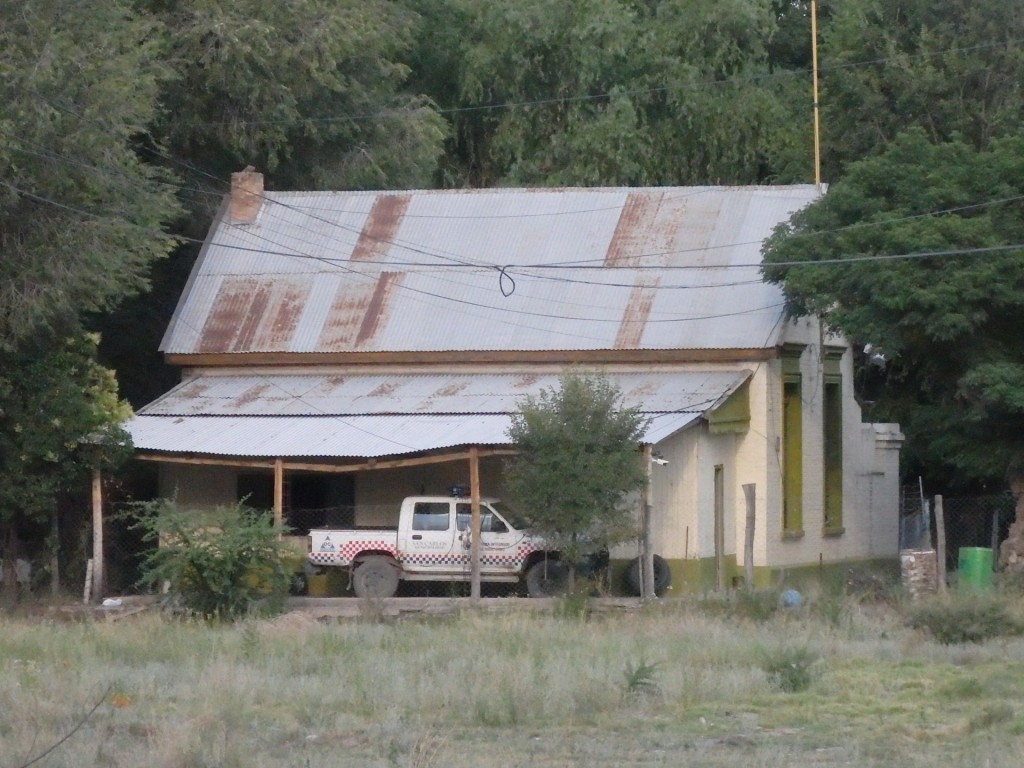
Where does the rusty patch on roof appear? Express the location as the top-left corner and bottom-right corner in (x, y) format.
(433, 382), (469, 398)
(317, 271), (402, 351)
(615, 277), (659, 349)
(605, 192), (668, 266)
(351, 195), (411, 261)
(513, 374), (539, 388)
(233, 382), (272, 408)
(368, 381), (401, 397)
(626, 381), (660, 397)
(177, 380), (210, 400)
(197, 278), (309, 353)
(311, 376), (347, 395)
(317, 283), (374, 350)
(354, 272), (402, 347)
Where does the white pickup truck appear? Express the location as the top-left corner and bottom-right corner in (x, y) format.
(307, 495), (585, 598)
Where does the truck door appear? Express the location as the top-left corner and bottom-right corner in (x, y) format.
(399, 500), (458, 573)
(456, 502), (526, 575)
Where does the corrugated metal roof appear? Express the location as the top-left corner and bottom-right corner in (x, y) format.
(128, 370), (747, 458)
(162, 186), (820, 355)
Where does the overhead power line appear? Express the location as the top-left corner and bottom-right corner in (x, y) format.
(162, 38), (1024, 129)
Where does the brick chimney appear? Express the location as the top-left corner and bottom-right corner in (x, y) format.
(229, 166), (263, 224)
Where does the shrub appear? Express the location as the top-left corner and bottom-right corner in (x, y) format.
(622, 658), (661, 698)
(906, 594), (1024, 644)
(129, 499), (293, 621)
(760, 645), (819, 693)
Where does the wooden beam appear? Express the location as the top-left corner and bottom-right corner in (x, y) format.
(166, 347), (776, 369)
(135, 454), (276, 469)
(135, 448), (517, 473)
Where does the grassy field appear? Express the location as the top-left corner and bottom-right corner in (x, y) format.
(2, 589), (1024, 767)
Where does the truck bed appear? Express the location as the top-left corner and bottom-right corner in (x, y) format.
(308, 528), (398, 567)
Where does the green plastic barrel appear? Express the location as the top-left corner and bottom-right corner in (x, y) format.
(957, 547), (994, 591)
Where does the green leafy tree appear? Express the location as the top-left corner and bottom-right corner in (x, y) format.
(505, 372), (649, 584)
(819, 0), (1024, 179)
(142, 0), (448, 193)
(0, 334), (133, 605)
(762, 129), (1024, 491)
(0, 1), (179, 603)
(422, 0), (807, 186)
(0, 0), (181, 347)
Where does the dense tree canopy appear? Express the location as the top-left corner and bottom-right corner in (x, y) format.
(762, 130), (1024, 486)
(819, 0), (1024, 179)
(415, 0), (808, 186)
(0, 0), (181, 348)
(0, 1), (178, 596)
(142, 0), (448, 197)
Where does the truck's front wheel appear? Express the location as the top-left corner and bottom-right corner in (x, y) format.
(526, 560), (570, 598)
(352, 557), (400, 598)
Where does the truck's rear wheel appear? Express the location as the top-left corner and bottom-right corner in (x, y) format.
(624, 555), (672, 596)
(352, 557), (399, 598)
(526, 560), (570, 598)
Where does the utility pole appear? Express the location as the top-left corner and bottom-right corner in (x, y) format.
(811, 0), (822, 192)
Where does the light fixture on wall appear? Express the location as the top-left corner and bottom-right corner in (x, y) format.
(651, 452), (669, 466)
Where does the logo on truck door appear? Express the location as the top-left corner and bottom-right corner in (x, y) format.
(319, 536), (336, 552)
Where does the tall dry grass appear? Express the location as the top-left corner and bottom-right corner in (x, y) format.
(2, 593), (1024, 767)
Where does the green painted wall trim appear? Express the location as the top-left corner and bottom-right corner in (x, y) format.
(780, 343), (806, 375)
(823, 345), (845, 376)
(708, 379), (750, 434)
(606, 556), (899, 595)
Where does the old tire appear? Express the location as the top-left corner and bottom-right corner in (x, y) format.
(624, 555), (671, 596)
(526, 560), (570, 598)
(352, 557), (400, 598)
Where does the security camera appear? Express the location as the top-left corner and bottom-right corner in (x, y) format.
(651, 456), (669, 466)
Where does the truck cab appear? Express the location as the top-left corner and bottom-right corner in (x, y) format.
(397, 496), (532, 578)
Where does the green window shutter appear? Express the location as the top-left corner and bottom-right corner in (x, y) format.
(823, 377), (844, 534)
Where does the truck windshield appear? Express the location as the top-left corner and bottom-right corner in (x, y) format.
(488, 501), (531, 531)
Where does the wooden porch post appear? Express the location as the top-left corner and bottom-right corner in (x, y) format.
(273, 458), (284, 534)
(641, 444), (654, 600)
(469, 446), (481, 603)
(91, 468), (104, 601)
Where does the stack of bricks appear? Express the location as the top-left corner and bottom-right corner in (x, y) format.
(900, 549), (938, 600)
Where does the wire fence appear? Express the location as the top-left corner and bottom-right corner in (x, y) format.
(22, 491), (1021, 600)
(899, 486), (1017, 575)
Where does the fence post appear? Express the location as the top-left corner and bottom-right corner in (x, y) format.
(935, 495), (947, 593)
(743, 484), (756, 589)
(992, 505), (1001, 566)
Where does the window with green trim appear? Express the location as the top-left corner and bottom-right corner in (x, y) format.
(823, 377), (843, 532)
(782, 377), (803, 535)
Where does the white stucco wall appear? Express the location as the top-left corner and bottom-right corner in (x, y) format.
(762, 317), (903, 569)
